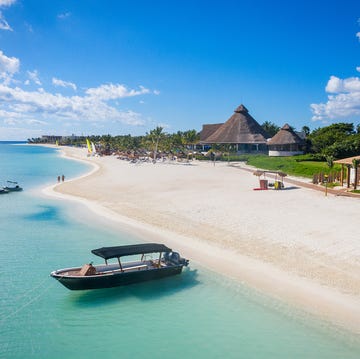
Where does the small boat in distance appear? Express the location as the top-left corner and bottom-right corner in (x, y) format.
(0, 188), (9, 194)
(3, 181), (23, 192)
(51, 243), (189, 290)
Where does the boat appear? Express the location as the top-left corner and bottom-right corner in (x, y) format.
(0, 188), (9, 194)
(50, 243), (189, 290)
(3, 181), (23, 192)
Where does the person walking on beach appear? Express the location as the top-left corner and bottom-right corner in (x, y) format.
(62, 174), (65, 182)
(57, 175), (60, 183)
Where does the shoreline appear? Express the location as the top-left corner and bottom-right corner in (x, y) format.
(42, 145), (360, 335)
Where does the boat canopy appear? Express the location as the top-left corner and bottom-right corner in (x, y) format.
(91, 243), (172, 260)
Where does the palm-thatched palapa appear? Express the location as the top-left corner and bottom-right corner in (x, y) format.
(267, 123), (305, 156)
(334, 155), (360, 189)
(200, 104), (270, 153)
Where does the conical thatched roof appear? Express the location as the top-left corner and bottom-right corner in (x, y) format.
(203, 105), (269, 144)
(200, 123), (223, 142)
(268, 124), (304, 145)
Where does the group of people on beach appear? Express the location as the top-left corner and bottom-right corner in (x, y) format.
(57, 175), (65, 182)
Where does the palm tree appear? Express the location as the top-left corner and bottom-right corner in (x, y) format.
(147, 126), (164, 162)
(181, 130), (199, 161)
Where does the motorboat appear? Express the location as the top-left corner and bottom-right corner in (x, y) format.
(50, 243), (189, 290)
(3, 181), (23, 192)
(0, 188), (9, 194)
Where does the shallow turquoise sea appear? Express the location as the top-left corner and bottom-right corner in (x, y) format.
(0, 142), (359, 359)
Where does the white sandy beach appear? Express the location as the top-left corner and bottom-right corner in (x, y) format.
(43, 146), (360, 335)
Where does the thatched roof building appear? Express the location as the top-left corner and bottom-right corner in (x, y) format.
(200, 105), (269, 153)
(199, 123), (223, 142)
(268, 124), (305, 157)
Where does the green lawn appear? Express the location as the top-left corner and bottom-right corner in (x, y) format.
(229, 154), (340, 178)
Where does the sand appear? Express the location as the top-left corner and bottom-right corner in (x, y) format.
(42, 146), (360, 335)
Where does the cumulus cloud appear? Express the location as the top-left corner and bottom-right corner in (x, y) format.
(0, 50), (19, 83)
(52, 77), (77, 91)
(0, 82), (150, 126)
(325, 75), (360, 93)
(0, 49), (158, 133)
(311, 26), (360, 122)
(311, 75), (360, 121)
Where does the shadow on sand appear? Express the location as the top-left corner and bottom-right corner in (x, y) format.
(281, 186), (300, 190)
(68, 267), (199, 308)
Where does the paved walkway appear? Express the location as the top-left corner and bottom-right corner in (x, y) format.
(230, 163), (360, 198)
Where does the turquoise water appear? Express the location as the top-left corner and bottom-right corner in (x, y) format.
(0, 142), (359, 359)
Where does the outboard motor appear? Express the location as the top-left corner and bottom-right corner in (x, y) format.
(170, 252), (189, 266)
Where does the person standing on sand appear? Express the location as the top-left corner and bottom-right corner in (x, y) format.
(62, 175), (65, 182)
(57, 175), (60, 182)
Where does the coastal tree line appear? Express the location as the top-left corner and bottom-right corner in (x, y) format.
(28, 121), (360, 161)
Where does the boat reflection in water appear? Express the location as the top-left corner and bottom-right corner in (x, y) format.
(51, 243), (189, 290)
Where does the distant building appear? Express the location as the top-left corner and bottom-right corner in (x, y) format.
(39, 134), (82, 144)
(200, 104), (269, 153)
(267, 124), (305, 157)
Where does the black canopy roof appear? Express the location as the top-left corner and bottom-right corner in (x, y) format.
(91, 243), (172, 260)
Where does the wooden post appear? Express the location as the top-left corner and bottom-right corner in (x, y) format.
(347, 166), (351, 188)
(354, 165), (358, 190)
(324, 175), (328, 197)
(340, 164), (344, 187)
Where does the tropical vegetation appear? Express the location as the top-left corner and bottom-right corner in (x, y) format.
(28, 121), (360, 178)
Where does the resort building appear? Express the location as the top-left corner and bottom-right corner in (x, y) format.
(200, 104), (270, 153)
(267, 124), (305, 157)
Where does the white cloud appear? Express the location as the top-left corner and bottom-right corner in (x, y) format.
(0, 82), (150, 126)
(85, 84), (150, 100)
(52, 77), (77, 91)
(0, 1), (16, 32)
(0, 0), (16, 6)
(325, 75), (360, 93)
(57, 12), (71, 20)
(26, 70), (41, 86)
(0, 11), (11, 30)
(0, 50), (157, 135)
(311, 75), (360, 121)
(357, 32), (360, 41)
(27, 119), (47, 125)
(357, 67), (360, 73)
(0, 50), (19, 82)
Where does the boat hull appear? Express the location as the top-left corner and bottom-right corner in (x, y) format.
(4, 187), (22, 192)
(51, 265), (184, 290)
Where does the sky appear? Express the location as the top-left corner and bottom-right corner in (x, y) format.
(0, 0), (360, 140)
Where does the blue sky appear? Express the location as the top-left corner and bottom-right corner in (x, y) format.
(0, 0), (360, 140)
